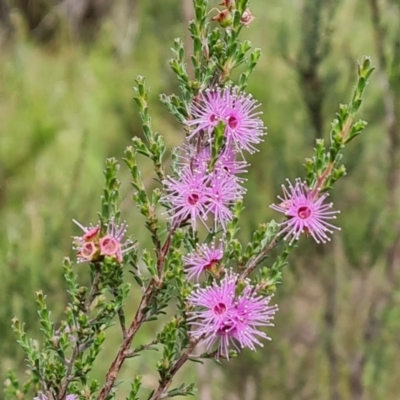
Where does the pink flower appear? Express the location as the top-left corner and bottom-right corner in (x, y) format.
(183, 240), (224, 280)
(270, 178), (340, 244)
(163, 167), (210, 229)
(229, 286), (276, 350)
(223, 88), (265, 153)
(186, 89), (227, 139)
(206, 171), (243, 230)
(190, 144), (248, 183)
(163, 146), (246, 230)
(187, 271), (278, 358)
(215, 145), (248, 178)
(186, 87), (266, 154)
(191, 146), (211, 177)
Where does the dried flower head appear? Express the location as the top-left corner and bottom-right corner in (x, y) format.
(72, 219), (136, 263)
(240, 9), (255, 26)
(270, 178), (340, 244)
(211, 8), (233, 28)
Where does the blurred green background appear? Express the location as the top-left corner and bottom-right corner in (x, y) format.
(0, 0), (400, 399)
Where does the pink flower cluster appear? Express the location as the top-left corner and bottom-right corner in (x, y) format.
(164, 87), (278, 356)
(188, 271), (278, 358)
(163, 86), (266, 231)
(165, 84), (342, 360)
(72, 219), (135, 263)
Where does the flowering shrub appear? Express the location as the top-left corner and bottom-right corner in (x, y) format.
(4, 0), (374, 399)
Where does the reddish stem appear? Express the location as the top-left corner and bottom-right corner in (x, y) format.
(98, 226), (176, 398)
(97, 283), (153, 399)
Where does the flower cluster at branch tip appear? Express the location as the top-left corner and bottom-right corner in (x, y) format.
(183, 240), (224, 281)
(163, 87), (265, 231)
(211, 1), (255, 28)
(187, 87), (265, 154)
(72, 219), (136, 263)
(34, 394), (77, 400)
(188, 270), (278, 358)
(270, 178), (340, 244)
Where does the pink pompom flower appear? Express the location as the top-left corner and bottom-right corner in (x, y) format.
(186, 87), (266, 154)
(270, 178), (340, 244)
(223, 87), (265, 153)
(162, 167), (210, 229)
(187, 271), (278, 358)
(186, 89), (228, 140)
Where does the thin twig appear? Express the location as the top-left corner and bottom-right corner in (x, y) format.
(149, 337), (202, 400)
(97, 282), (155, 399)
(240, 236), (280, 280)
(124, 339), (159, 358)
